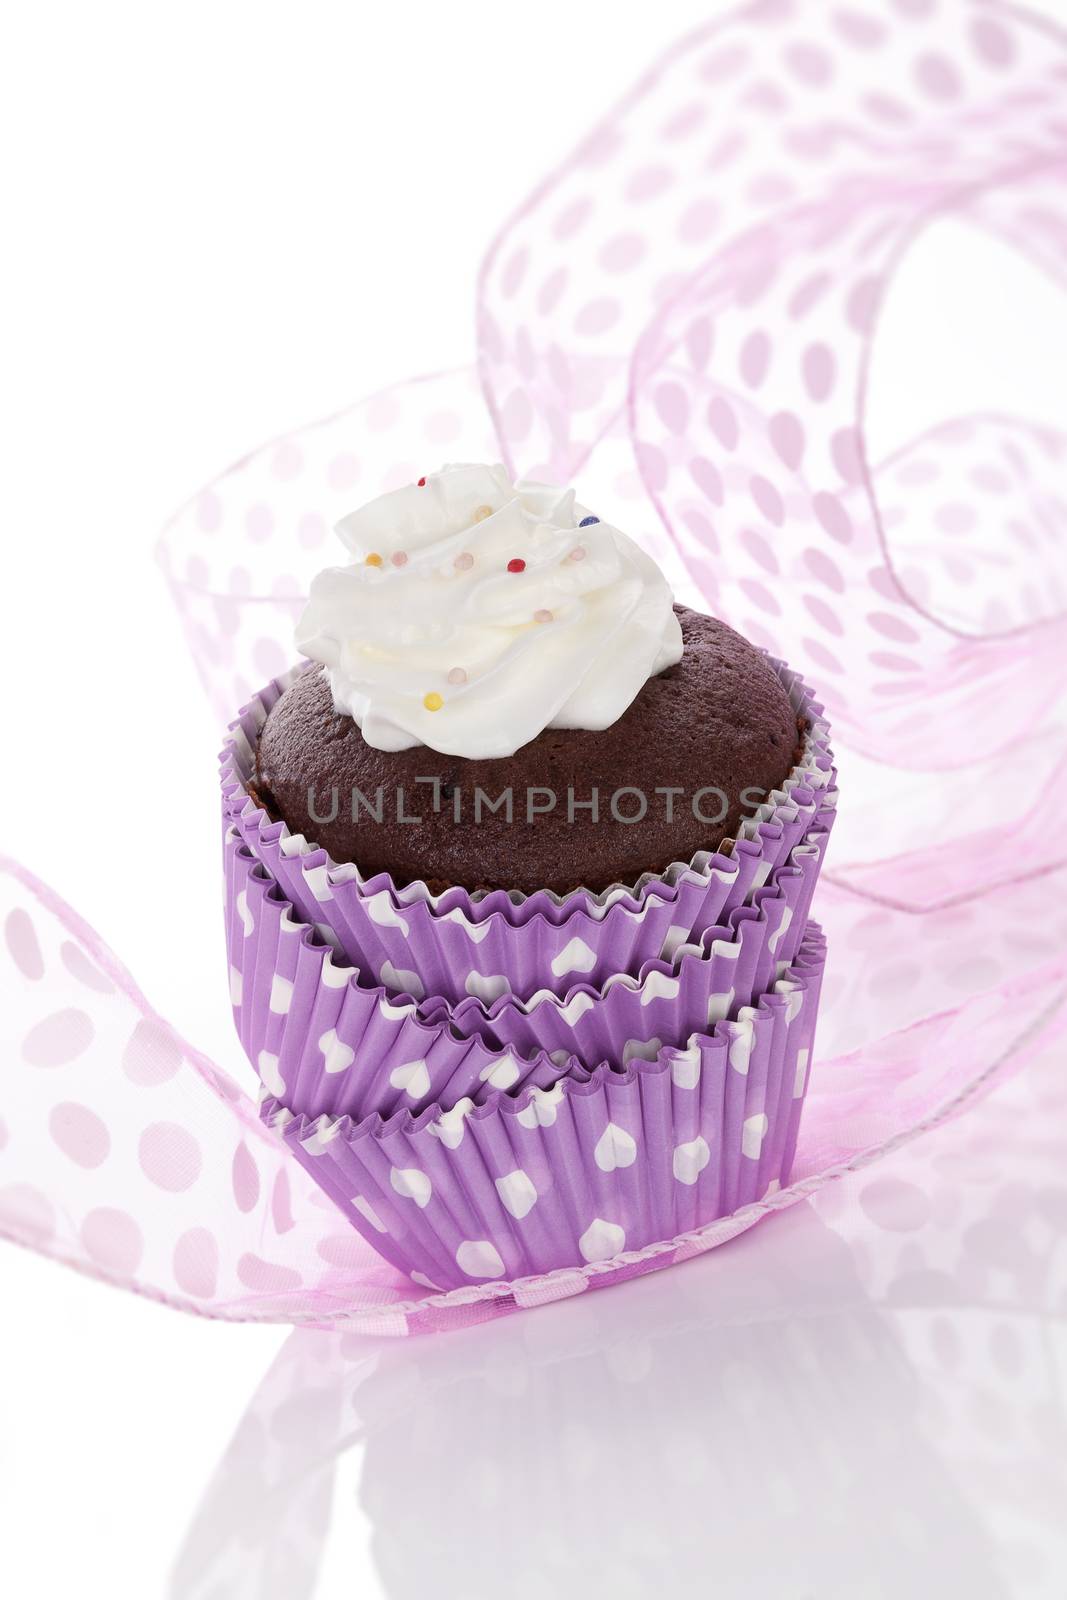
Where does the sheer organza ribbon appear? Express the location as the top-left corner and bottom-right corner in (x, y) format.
(3, 0), (1066, 1335)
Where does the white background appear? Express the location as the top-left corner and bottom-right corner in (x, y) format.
(2, 2), (1066, 1596)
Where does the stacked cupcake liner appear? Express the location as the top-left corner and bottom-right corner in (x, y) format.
(226, 825), (821, 1120)
(260, 927), (826, 1291)
(220, 658), (836, 1004)
(221, 655), (835, 1288)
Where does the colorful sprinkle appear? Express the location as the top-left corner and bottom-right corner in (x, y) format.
(391, 551), (408, 567)
(473, 504), (494, 522)
(567, 546), (586, 562)
(454, 551), (474, 571)
(423, 692), (444, 712)
(579, 515), (600, 527)
(417, 476), (427, 487)
(365, 552), (384, 567)
(507, 558), (527, 574)
(534, 609), (553, 624)
(447, 667), (468, 685)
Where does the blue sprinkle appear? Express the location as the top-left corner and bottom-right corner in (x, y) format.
(579, 515), (600, 527)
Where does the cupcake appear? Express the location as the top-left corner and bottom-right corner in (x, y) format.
(222, 463), (835, 1288)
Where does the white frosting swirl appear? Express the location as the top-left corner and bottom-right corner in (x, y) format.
(295, 463), (683, 758)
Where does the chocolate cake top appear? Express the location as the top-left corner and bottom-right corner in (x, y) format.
(253, 605), (802, 896)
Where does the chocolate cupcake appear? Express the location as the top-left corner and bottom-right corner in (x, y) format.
(222, 464), (836, 1289)
(249, 464), (804, 896)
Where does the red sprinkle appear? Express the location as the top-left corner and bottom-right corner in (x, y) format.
(506, 558), (526, 574)
(417, 476), (426, 487)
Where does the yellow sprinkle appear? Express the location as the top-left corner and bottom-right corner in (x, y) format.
(423, 692), (444, 712)
(364, 552), (384, 568)
(473, 504), (494, 522)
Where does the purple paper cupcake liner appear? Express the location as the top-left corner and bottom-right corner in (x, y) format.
(260, 926), (827, 1290)
(416, 849), (819, 1063)
(220, 657), (836, 1003)
(225, 825), (819, 1121)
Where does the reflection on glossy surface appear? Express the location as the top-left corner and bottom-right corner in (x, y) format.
(354, 1209), (1002, 1600)
(172, 1046), (1067, 1600)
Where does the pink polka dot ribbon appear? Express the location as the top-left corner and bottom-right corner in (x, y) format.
(4, 0), (1067, 1333)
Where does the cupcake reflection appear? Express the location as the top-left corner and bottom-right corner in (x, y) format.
(170, 1206), (1002, 1600)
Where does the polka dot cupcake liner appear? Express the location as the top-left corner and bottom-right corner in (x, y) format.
(226, 822), (822, 1122)
(220, 657), (836, 1005)
(259, 925), (826, 1290)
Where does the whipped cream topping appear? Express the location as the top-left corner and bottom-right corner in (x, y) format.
(295, 463), (683, 758)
